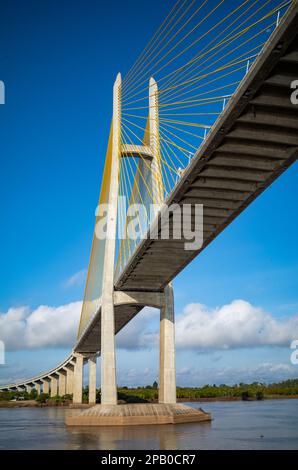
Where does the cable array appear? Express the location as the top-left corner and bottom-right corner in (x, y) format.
(115, 0), (292, 273)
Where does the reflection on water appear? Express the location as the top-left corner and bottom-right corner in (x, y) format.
(0, 400), (298, 450)
(65, 419), (212, 450)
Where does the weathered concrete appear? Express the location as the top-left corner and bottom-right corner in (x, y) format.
(42, 379), (50, 394)
(58, 372), (66, 396)
(159, 284), (176, 404)
(66, 367), (74, 395)
(73, 355), (83, 404)
(88, 356), (97, 404)
(66, 403), (211, 426)
(50, 376), (58, 397)
(34, 382), (41, 395)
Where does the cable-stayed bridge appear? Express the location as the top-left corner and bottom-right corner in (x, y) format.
(1, 0), (298, 419)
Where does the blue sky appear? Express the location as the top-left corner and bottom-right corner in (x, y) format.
(0, 0), (298, 387)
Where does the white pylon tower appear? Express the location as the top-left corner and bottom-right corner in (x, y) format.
(100, 74), (176, 405)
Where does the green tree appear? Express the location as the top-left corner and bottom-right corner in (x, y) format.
(241, 391), (251, 401)
(256, 391), (264, 400)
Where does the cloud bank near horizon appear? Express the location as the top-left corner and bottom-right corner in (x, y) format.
(2, 360), (297, 388)
(0, 299), (297, 351)
(117, 361), (298, 388)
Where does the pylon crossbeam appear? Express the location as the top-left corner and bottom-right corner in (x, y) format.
(121, 144), (153, 160)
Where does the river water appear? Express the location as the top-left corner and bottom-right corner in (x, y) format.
(0, 399), (297, 449)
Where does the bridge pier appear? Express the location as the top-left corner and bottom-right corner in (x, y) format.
(73, 354), (84, 404)
(88, 355), (97, 404)
(58, 371), (66, 396)
(50, 376), (58, 397)
(114, 288), (176, 403)
(42, 379), (49, 394)
(34, 382), (41, 395)
(159, 284), (176, 404)
(65, 367), (74, 395)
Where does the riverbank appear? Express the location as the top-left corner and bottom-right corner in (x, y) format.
(0, 400), (39, 408)
(178, 395), (298, 402)
(0, 400), (71, 408)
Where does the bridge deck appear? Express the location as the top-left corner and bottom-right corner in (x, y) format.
(75, 4), (298, 353)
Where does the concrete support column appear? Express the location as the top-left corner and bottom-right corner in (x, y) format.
(159, 284), (176, 404)
(42, 380), (49, 394)
(50, 376), (58, 397)
(25, 384), (32, 394)
(73, 355), (84, 404)
(147, 76), (176, 404)
(100, 73), (121, 406)
(88, 356), (97, 404)
(58, 372), (66, 396)
(66, 368), (74, 395)
(35, 383), (41, 395)
(101, 294), (117, 405)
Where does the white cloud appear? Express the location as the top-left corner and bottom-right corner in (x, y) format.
(0, 302), (81, 350)
(116, 299), (298, 352)
(0, 299), (297, 388)
(175, 300), (298, 350)
(63, 269), (87, 288)
(0, 299), (297, 354)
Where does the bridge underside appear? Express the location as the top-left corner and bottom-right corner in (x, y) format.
(115, 28), (298, 293)
(75, 304), (142, 353)
(75, 7), (298, 354)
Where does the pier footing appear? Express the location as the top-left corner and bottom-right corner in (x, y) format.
(65, 403), (211, 426)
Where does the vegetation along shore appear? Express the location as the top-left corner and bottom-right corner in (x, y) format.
(1, 379), (297, 407)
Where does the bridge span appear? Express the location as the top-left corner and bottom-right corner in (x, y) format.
(76, 3), (298, 355)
